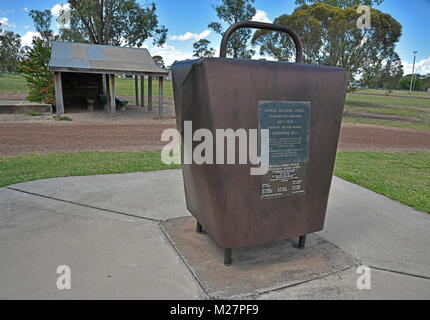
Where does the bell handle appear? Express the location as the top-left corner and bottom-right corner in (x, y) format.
(219, 21), (303, 63)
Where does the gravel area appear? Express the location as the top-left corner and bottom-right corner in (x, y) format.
(0, 109), (429, 156)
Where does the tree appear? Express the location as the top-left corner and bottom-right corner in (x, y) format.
(29, 9), (57, 43)
(400, 75), (422, 91)
(62, 0), (167, 47)
(18, 9), (57, 104)
(208, 0), (256, 58)
(193, 39), (215, 58)
(252, 3), (402, 84)
(421, 75), (430, 92)
(18, 39), (55, 104)
(379, 55), (403, 90)
(153, 55), (165, 69)
(367, 54), (403, 90)
(0, 24), (23, 73)
(295, 0), (383, 8)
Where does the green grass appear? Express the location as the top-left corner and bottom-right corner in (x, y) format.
(115, 77), (173, 102)
(342, 116), (430, 131)
(346, 105), (427, 118)
(0, 74), (173, 105)
(334, 152), (430, 213)
(346, 92), (430, 109)
(0, 150), (428, 214)
(344, 104), (430, 131)
(0, 151), (180, 187)
(0, 74), (29, 94)
(54, 116), (73, 121)
(357, 88), (430, 98)
(3, 73), (430, 132)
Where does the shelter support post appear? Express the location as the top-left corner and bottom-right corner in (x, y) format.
(110, 74), (116, 118)
(135, 75), (139, 106)
(148, 76), (153, 111)
(159, 76), (164, 117)
(102, 74), (107, 94)
(105, 74), (111, 112)
(54, 71), (64, 117)
(141, 75), (145, 108)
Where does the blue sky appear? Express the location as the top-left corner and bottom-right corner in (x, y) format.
(1, 0), (429, 73)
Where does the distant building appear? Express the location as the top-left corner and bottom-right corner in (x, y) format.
(49, 41), (168, 117)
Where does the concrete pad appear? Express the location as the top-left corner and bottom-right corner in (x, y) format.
(3, 171), (430, 299)
(320, 177), (430, 278)
(0, 188), (203, 299)
(161, 217), (356, 299)
(257, 268), (430, 300)
(10, 170), (189, 222)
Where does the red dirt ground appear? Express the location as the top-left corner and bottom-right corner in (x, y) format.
(0, 121), (429, 157)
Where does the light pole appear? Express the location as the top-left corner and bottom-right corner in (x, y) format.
(409, 51), (418, 92)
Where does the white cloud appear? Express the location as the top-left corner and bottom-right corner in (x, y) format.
(21, 31), (41, 47)
(252, 10), (271, 23)
(144, 44), (193, 67)
(0, 9), (15, 15)
(23, 25), (30, 29)
(23, 8), (28, 12)
(169, 30), (211, 41)
(0, 17), (16, 28)
(51, 3), (71, 17)
(402, 56), (430, 75)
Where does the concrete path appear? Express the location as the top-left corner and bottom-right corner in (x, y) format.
(1, 170), (429, 299)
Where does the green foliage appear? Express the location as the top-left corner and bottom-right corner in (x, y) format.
(64, 0), (167, 47)
(29, 9), (57, 43)
(18, 39), (55, 105)
(208, 0), (256, 58)
(295, 0), (383, 8)
(367, 54), (404, 90)
(399, 75), (422, 91)
(0, 24), (23, 73)
(334, 152), (430, 213)
(252, 3), (402, 84)
(193, 39), (215, 58)
(421, 76), (430, 92)
(152, 55), (165, 69)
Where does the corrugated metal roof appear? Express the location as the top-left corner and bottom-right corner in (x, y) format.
(49, 41), (168, 75)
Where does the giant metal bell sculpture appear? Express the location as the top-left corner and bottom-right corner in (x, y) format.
(172, 21), (349, 266)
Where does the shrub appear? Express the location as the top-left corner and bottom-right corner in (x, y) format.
(18, 39), (55, 105)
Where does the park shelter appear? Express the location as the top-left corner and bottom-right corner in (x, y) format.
(48, 41), (168, 117)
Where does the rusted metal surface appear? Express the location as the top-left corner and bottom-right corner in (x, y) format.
(220, 21), (303, 62)
(162, 217), (356, 299)
(172, 22), (348, 252)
